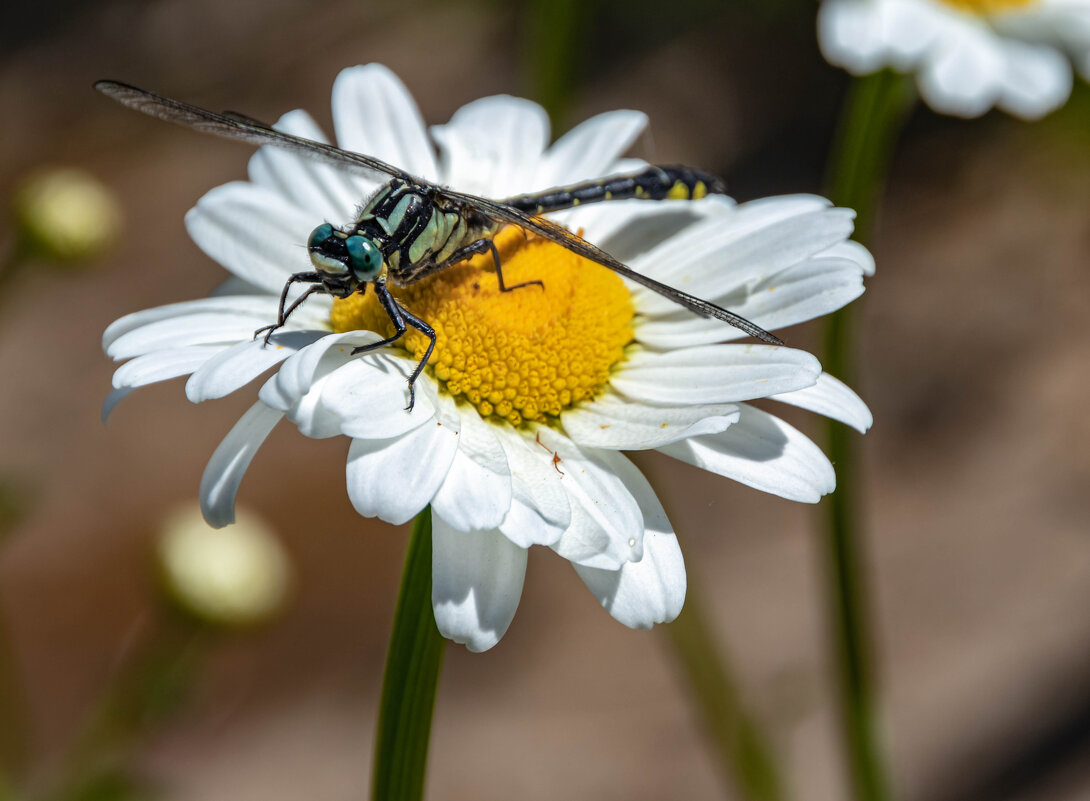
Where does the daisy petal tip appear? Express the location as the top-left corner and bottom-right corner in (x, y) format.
(432, 599), (504, 653)
(431, 519), (527, 652)
(574, 512), (686, 629)
(101, 387), (132, 423)
(184, 375), (208, 404)
(198, 499), (235, 530)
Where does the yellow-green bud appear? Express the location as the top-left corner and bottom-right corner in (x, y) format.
(157, 505), (292, 628)
(12, 167), (122, 263)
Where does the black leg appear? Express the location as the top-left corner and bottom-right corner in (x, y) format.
(350, 284), (407, 357)
(254, 271), (325, 344)
(438, 238), (544, 293)
(351, 282), (436, 412)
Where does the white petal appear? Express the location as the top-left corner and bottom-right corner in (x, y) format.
(430, 410), (513, 532)
(881, 0), (948, 70)
(818, 0), (889, 74)
(918, 26), (1004, 118)
(107, 313), (266, 360)
(611, 345), (821, 405)
(431, 95), (550, 196)
(495, 430), (571, 548)
(574, 481), (685, 629)
(535, 110), (647, 187)
(186, 331), (328, 403)
(607, 194), (827, 274)
(258, 330), (384, 412)
(659, 405), (835, 503)
(249, 109), (371, 223)
(997, 39), (1072, 119)
(720, 194), (833, 227)
(636, 253), (866, 348)
(210, 276), (267, 297)
(274, 371), (353, 440)
(272, 344), (435, 441)
(820, 239), (875, 276)
(771, 373), (872, 433)
(582, 195), (707, 254)
(331, 64), (438, 182)
(185, 182), (314, 294)
(315, 353), (437, 439)
(112, 345), (223, 389)
(561, 393), (739, 450)
(345, 421), (458, 525)
(540, 429), (644, 569)
(431, 514), (527, 652)
(574, 177), (728, 258)
(103, 296), (291, 355)
(101, 388), (132, 422)
(200, 402), (284, 528)
(632, 205), (857, 317)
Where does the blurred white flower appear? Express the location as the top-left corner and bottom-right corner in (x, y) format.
(158, 505), (292, 627)
(13, 167), (122, 262)
(105, 64), (873, 651)
(819, 0), (1090, 118)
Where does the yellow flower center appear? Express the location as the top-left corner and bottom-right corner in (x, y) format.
(938, 0), (1036, 13)
(329, 226), (635, 426)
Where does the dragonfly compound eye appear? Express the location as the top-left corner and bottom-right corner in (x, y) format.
(307, 223), (348, 275)
(345, 235), (383, 282)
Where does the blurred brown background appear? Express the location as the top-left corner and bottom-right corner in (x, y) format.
(2, 1), (1090, 799)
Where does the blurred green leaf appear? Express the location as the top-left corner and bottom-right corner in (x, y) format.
(62, 768), (156, 801)
(0, 478), (34, 547)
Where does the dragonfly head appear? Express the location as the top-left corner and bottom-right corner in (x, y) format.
(308, 223), (384, 283)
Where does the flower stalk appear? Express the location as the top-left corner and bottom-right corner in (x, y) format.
(525, 0), (581, 130)
(0, 604), (28, 787)
(664, 577), (786, 801)
(372, 510), (445, 801)
(46, 620), (208, 801)
(0, 243), (28, 310)
(821, 69), (913, 801)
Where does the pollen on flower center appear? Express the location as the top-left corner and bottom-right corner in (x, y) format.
(938, 0), (1036, 13)
(329, 226), (635, 426)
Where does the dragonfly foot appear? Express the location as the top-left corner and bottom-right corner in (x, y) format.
(253, 323), (280, 346)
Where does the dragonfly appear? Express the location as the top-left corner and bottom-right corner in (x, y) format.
(95, 80), (783, 410)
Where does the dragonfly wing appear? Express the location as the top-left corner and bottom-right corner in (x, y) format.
(439, 188), (784, 346)
(95, 80), (425, 185)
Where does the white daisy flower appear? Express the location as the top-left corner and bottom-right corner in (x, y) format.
(103, 64), (874, 652)
(818, 0), (1090, 118)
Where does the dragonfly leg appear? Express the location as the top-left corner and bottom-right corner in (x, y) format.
(352, 282), (436, 412)
(439, 238), (544, 293)
(255, 271), (325, 345)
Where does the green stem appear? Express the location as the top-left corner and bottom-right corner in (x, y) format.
(664, 577), (786, 801)
(371, 510), (445, 801)
(0, 240), (29, 306)
(524, 0), (582, 131)
(0, 602), (28, 785)
(821, 70), (913, 801)
(825, 70), (913, 241)
(48, 620), (208, 801)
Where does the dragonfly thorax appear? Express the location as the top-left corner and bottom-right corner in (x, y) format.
(345, 181), (494, 286)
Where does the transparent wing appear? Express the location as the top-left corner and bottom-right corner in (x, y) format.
(97, 80), (783, 346)
(440, 188), (785, 346)
(95, 80), (423, 185)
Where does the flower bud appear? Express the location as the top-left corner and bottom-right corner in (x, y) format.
(12, 167), (122, 263)
(157, 505), (292, 628)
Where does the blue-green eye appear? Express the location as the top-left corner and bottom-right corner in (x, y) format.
(345, 235), (382, 281)
(308, 223), (334, 250)
(307, 223), (347, 274)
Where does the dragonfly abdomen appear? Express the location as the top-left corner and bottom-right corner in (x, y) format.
(502, 165), (727, 215)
